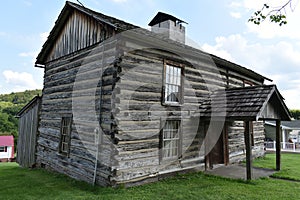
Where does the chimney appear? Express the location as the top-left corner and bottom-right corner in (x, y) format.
(148, 12), (187, 44)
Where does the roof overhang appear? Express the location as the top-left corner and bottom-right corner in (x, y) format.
(15, 96), (41, 118)
(196, 85), (291, 121)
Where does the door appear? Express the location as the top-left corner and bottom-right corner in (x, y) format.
(209, 133), (224, 166)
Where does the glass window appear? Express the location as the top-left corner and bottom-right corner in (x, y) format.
(162, 120), (181, 159)
(164, 64), (182, 104)
(0, 146), (7, 152)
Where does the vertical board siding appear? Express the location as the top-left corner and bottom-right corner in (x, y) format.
(47, 11), (115, 63)
(17, 99), (40, 168)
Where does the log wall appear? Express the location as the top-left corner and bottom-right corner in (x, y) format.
(109, 44), (266, 185)
(37, 36), (119, 186)
(36, 11), (266, 185)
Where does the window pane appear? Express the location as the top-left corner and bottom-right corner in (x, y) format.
(162, 120), (180, 159)
(164, 65), (182, 103)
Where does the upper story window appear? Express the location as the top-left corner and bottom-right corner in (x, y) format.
(163, 63), (183, 105)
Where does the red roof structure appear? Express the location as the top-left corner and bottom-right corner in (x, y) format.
(0, 136), (14, 147)
(0, 135), (14, 159)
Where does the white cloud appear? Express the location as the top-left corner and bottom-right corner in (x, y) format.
(229, 2), (242, 8)
(201, 34), (300, 109)
(22, 0), (32, 6)
(18, 51), (38, 65)
(230, 12), (242, 19)
(40, 32), (49, 43)
(238, 0), (300, 39)
(3, 70), (40, 92)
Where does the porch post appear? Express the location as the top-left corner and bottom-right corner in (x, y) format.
(276, 120), (281, 171)
(244, 121), (252, 180)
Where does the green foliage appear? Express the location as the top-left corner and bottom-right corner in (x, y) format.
(248, 1), (293, 26)
(290, 109), (300, 119)
(0, 89), (42, 104)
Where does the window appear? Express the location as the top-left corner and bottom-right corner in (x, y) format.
(0, 146), (7, 152)
(59, 117), (72, 155)
(163, 64), (183, 104)
(161, 120), (181, 160)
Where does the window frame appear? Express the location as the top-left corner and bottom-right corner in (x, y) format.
(162, 61), (184, 106)
(59, 115), (72, 156)
(159, 119), (182, 162)
(0, 146), (7, 152)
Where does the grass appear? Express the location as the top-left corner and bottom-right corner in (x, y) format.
(1, 154), (300, 200)
(253, 152), (300, 181)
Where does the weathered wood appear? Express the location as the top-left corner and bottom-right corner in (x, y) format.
(244, 121), (252, 180)
(276, 120), (281, 171)
(47, 10), (116, 62)
(17, 97), (41, 168)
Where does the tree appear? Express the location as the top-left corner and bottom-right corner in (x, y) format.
(290, 109), (300, 119)
(249, 0), (297, 26)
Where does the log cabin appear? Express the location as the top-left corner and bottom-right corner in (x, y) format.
(17, 1), (291, 186)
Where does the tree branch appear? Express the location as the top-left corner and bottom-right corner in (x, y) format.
(248, 0), (296, 26)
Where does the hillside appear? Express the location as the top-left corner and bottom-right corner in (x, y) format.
(0, 89), (42, 147)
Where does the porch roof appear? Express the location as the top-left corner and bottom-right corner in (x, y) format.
(198, 85), (291, 121)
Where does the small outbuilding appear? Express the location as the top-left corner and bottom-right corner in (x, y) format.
(0, 135), (14, 162)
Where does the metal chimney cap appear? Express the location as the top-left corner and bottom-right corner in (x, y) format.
(148, 12), (187, 26)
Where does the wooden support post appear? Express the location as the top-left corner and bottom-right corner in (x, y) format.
(244, 121), (252, 180)
(276, 120), (281, 171)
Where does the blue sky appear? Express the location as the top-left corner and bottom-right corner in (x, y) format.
(0, 0), (300, 109)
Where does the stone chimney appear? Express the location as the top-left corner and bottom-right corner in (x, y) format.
(148, 12), (187, 44)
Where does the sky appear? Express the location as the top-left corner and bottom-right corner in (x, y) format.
(0, 0), (300, 109)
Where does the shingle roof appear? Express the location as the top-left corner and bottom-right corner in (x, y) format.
(198, 85), (291, 121)
(266, 120), (300, 129)
(36, 1), (270, 83)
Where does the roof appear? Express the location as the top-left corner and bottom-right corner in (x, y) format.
(36, 1), (270, 83)
(148, 12), (187, 26)
(266, 120), (300, 130)
(15, 96), (41, 118)
(0, 136), (14, 146)
(198, 85), (291, 121)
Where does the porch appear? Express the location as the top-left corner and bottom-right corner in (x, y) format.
(205, 164), (275, 180)
(265, 141), (300, 153)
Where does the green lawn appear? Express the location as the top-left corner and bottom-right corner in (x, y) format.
(1, 154), (300, 200)
(253, 152), (300, 181)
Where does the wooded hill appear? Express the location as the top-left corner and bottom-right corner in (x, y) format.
(0, 89), (42, 147)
